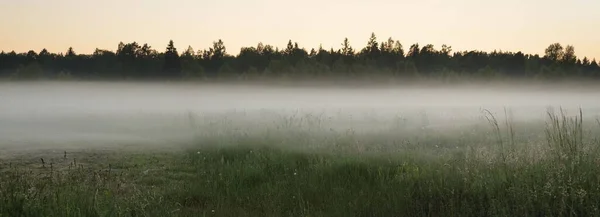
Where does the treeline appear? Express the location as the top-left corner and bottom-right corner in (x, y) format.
(1, 33), (599, 81)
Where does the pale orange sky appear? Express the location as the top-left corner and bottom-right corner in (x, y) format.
(1, 0), (599, 60)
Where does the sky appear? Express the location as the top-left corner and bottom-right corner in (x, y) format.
(1, 0), (599, 60)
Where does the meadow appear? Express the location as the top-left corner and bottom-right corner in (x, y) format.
(2, 83), (600, 216)
(1, 107), (600, 217)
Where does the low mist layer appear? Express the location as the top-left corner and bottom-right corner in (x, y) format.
(1, 81), (599, 150)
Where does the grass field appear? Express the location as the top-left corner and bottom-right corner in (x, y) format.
(2, 108), (600, 217)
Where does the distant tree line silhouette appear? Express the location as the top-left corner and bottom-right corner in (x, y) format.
(1, 32), (599, 81)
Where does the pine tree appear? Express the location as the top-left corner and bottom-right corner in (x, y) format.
(163, 40), (181, 77)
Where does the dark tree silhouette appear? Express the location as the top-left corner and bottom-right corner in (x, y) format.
(563, 45), (576, 65)
(361, 32), (380, 60)
(0, 33), (598, 81)
(544, 43), (564, 62)
(341, 38), (354, 57)
(163, 40), (181, 78)
(66, 47), (76, 57)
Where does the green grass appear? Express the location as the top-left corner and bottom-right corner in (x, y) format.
(2, 109), (600, 216)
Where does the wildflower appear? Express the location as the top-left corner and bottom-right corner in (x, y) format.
(576, 189), (587, 199)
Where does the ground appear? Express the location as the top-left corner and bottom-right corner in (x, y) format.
(2, 110), (600, 217)
(2, 83), (600, 216)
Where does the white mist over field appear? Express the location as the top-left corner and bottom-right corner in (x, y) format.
(0, 81), (599, 151)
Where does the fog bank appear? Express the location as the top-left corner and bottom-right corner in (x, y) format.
(1, 81), (599, 150)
